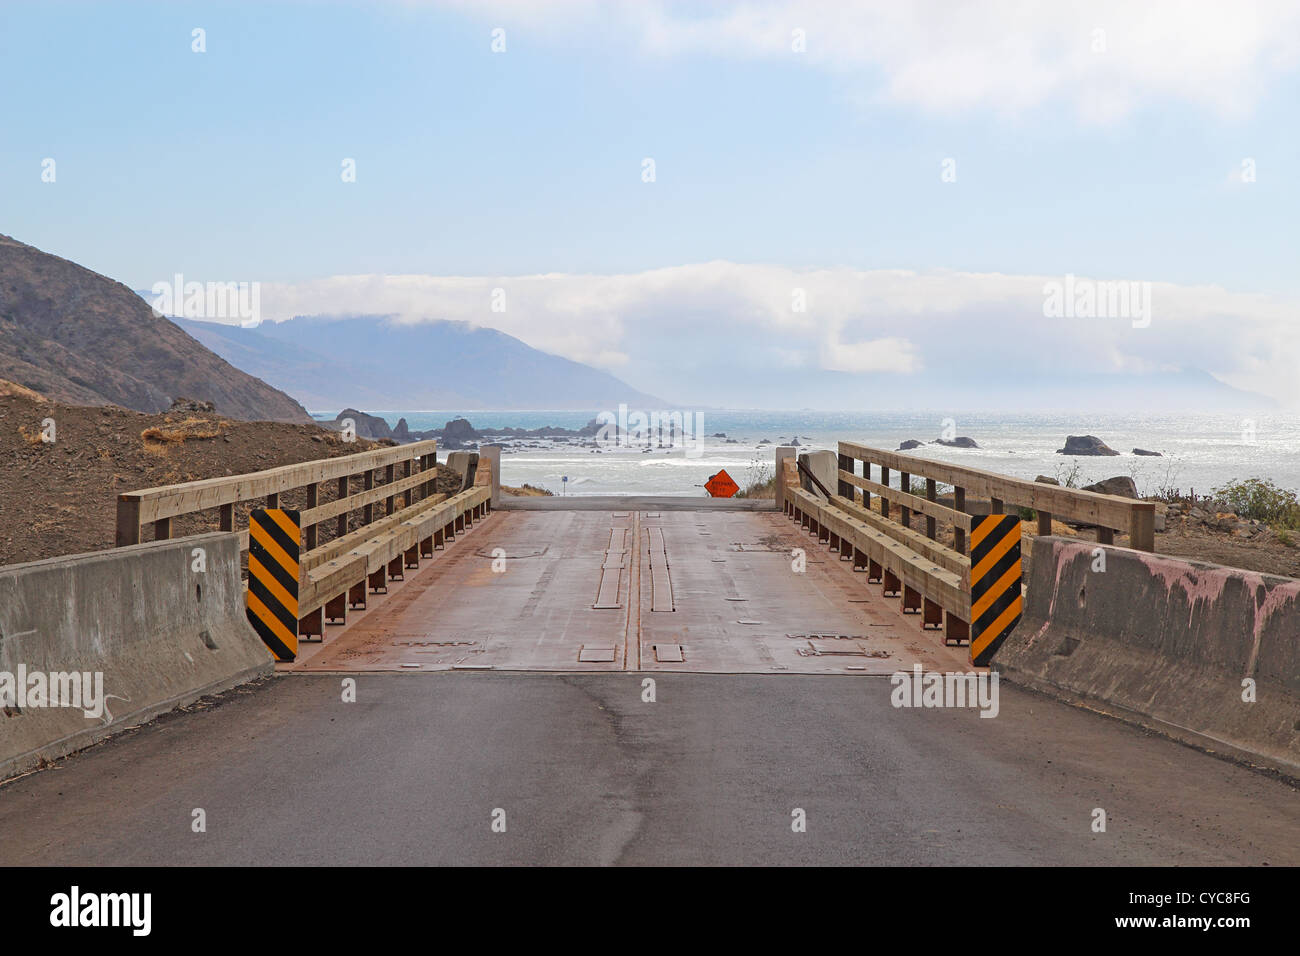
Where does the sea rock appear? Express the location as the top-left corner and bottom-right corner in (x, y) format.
(1057, 435), (1119, 456)
(1082, 476), (1139, 498)
(933, 436), (978, 448)
(1132, 448), (1162, 456)
(898, 439), (924, 451)
(437, 417), (481, 448)
(1034, 475), (1059, 485)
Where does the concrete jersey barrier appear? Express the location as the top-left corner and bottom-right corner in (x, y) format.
(0, 532), (274, 781)
(994, 536), (1300, 778)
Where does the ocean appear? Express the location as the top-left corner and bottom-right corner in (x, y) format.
(312, 410), (1300, 498)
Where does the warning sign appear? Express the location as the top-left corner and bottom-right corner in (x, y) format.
(705, 469), (739, 498)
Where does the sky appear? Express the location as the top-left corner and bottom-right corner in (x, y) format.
(2, 1), (1298, 409)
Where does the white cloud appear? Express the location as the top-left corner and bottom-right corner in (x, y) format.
(432, 0), (1300, 121)
(252, 262), (1300, 408)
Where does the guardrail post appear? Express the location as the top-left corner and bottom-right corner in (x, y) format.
(900, 470), (911, 528)
(860, 458), (871, 511)
(153, 517), (171, 541)
(880, 466), (891, 519)
(363, 470), (375, 524)
(925, 478), (937, 539)
(1037, 509), (1052, 537)
(991, 496), (1004, 514)
(953, 486), (966, 554)
(115, 497), (142, 546)
(481, 445), (502, 508)
(219, 502), (235, 533)
(303, 485), (317, 549)
(336, 476), (349, 537)
(837, 452), (854, 499)
(1130, 506), (1155, 552)
(1097, 526), (1114, 545)
(384, 464), (395, 515)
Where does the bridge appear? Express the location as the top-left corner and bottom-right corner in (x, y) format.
(1, 439), (1297, 866)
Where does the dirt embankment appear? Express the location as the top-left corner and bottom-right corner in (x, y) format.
(0, 386), (462, 567)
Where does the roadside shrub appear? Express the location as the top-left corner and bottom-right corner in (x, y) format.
(1211, 478), (1300, 529)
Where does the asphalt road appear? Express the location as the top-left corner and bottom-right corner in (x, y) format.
(0, 673), (1295, 865)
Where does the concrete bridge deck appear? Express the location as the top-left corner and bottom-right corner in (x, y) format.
(3, 504), (1297, 867)
(283, 508), (972, 675)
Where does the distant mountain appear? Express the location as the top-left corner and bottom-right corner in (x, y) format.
(174, 315), (665, 411)
(0, 235), (311, 422)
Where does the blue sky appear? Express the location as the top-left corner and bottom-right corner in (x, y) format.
(2, 1), (1298, 408)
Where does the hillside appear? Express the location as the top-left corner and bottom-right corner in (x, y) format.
(176, 314), (665, 411)
(0, 235), (311, 422)
(0, 383), (462, 567)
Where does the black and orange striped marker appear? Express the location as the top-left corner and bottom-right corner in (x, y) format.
(969, 514), (1023, 666)
(246, 508), (300, 662)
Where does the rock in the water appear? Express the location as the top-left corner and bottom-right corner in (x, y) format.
(933, 436), (978, 448)
(438, 417), (481, 448)
(1082, 476), (1139, 498)
(1057, 435), (1119, 456)
(1034, 475), (1059, 485)
(1132, 447), (1162, 456)
(898, 439), (924, 451)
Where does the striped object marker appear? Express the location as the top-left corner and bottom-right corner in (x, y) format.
(246, 508), (301, 662)
(968, 514), (1023, 666)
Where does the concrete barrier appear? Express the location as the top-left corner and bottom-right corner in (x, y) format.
(994, 537), (1300, 778)
(797, 450), (837, 499)
(0, 533), (274, 781)
(445, 451), (479, 492)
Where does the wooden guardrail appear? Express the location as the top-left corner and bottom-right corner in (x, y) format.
(781, 443), (1157, 663)
(116, 441), (497, 645)
(116, 440), (440, 551)
(836, 441), (1156, 552)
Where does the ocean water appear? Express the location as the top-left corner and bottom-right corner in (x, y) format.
(314, 410), (1300, 498)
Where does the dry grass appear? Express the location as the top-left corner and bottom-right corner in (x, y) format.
(17, 424), (47, 446)
(0, 379), (46, 401)
(501, 483), (554, 497)
(140, 417), (230, 444)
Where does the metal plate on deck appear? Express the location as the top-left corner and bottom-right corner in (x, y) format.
(653, 644), (685, 662)
(578, 646), (617, 663)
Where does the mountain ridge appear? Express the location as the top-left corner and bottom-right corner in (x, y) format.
(174, 314), (665, 411)
(0, 235), (311, 422)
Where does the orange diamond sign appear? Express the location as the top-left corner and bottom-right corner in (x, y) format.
(705, 469), (739, 498)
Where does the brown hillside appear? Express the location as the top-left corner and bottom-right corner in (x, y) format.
(0, 234), (311, 422)
(0, 389), (461, 567)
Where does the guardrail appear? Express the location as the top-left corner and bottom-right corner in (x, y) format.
(115, 440), (440, 552)
(116, 441), (497, 652)
(782, 442), (1157, 664)
(836, 441), (1156, 552)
